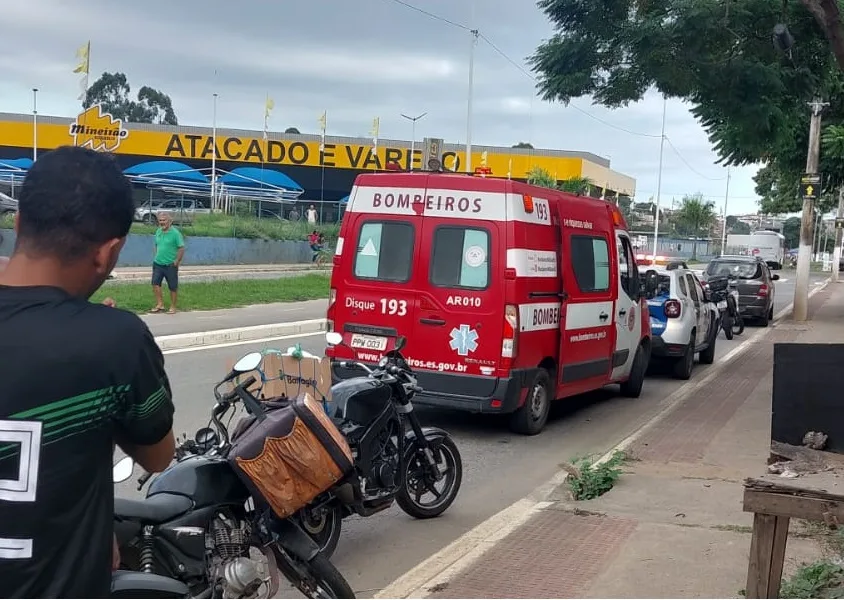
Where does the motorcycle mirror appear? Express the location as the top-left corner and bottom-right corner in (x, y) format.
(394, 336), (407, 351)
(233, 352), (262, 374)
(112, 456), (135, 483)
(195, 427), (219, 449)
(325, 332), (344, 346)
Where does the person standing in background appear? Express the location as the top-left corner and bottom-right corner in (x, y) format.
(150, 211), (185, 314)
(306, 204), (318, 225)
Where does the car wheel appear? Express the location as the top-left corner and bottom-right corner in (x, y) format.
(509, 368), (553, 436)
(699, 321), (717, 365)
(672, 338), (695, 380)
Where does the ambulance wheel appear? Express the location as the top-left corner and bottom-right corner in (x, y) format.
(620, 343), (648, 398)
(509, 368), (552, 436)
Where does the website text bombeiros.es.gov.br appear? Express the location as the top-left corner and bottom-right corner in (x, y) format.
(355, 352), (467, 373)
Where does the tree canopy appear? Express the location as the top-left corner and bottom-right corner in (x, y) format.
(512, 142), (534, 149)
(84, 72), (178, 125)
(530, 0), (844, 215)
(284, 127), (301, 134)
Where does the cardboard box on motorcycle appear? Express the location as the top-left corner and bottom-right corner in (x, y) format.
(225, 348), (333, 407)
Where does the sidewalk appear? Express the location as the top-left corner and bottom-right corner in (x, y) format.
(418, 282), (844, 599)
(111, 263), (330, 283)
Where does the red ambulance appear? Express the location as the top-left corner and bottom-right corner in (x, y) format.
(325, 172), (655, 435)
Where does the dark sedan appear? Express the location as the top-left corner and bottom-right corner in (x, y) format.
(704, 256), (779, 326)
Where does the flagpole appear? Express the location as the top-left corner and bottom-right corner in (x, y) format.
(211, 92), (218, 211)
(32, 88), (38, 161)
(319, 110), (327, 225)
(465, 0), (478, 174)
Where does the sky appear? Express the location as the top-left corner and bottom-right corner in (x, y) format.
(1, 0), (763, 214)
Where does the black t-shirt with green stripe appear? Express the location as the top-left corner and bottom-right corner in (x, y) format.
(0, 285), (175, 598)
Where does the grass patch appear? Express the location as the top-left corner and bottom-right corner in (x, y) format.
(780, 561), (844, 599)
(130, 213), (340, 242)
(91, 273), (330, 313)
(565, 450), (628, 501)
(0, 213), (13, 230)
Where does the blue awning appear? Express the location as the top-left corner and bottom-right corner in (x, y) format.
(0, 158), (33, 171)
(218, 167), (303, 191)
(124, 161), (209, 186)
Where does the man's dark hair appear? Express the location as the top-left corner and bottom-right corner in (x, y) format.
(16, 146), (134, 259)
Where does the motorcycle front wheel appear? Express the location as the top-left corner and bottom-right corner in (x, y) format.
(272, 547), (355, 599)
(397, 435), (463, 519)
(732, 314), (745, 336)
(296, 503), (343, 559)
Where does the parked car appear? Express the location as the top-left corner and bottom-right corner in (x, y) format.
(0, 191), (17, 216)
(135, 198), (209, 225)
(639, 263), (720, 380)
(703, 255), (778, 326)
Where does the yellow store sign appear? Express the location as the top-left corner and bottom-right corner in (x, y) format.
(0, 104), (588, 181)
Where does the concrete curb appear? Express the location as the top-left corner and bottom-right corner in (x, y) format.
(153, 318), (327, 351)
(377, 277), (833, 599)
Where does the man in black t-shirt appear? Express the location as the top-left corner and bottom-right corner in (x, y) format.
(0, 146), (176, 598)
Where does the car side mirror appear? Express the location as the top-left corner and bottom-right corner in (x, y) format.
(643, 269), (659, 299)
(702, 289), (712, 302)
(772, 273), (780, 281)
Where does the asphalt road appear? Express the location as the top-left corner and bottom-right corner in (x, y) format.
(117, 272), (826, 597)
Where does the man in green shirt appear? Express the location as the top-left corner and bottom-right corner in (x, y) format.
(151, 211), (185, 314)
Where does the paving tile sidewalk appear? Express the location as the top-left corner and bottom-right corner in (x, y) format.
(426, 282), (844, 599)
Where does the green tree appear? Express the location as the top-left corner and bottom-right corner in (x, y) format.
(526, 166), (557, 188)
(84, 72), (178, 125)
(284, 127), (301, 134)
(529, 0), (844, 213)
(674, 194), (717, 259)
(525, 167), (594, 196)
(783, 216), (802, 248)
(512, 142), (534, 149)
(726, 215), (752, 235)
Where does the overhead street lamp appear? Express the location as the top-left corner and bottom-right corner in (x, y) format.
(401, 112), (427, 171)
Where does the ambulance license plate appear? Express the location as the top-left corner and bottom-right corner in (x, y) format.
(350, 334), (388, 351)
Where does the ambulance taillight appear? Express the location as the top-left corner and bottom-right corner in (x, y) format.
(326, 288), (337, 333)
(501, 304), (519, 370)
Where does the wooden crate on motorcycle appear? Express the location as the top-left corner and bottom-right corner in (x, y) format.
(228, 393), (353, 519)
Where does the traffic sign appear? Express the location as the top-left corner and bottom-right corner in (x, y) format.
(800, 173), (821, 200)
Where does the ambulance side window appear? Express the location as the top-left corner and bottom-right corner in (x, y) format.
(430, 226), (489, 289)
(570, 235), (611, 293)
(617, 235), (638, 298)
(353, 221), (414, 283)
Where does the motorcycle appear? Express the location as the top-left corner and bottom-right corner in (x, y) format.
(709, 276), (744, 339)
(296, 333), (463, 558)
(111, 352), (355, 599)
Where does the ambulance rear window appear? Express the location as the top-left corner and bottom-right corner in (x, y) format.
(430, 226), (489, 290)
(570, 235), (610, 293)
(353, 220), (414, 283)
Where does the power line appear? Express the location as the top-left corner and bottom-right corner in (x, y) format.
(664, 137), (727, 181)
(385, 0), (726, 180)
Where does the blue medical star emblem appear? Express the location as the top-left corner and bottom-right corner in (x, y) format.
(449, 324), (479, 356)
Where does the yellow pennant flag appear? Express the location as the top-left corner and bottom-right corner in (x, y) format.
(73, 41), (90, 74)
(265, 96), (274, 118)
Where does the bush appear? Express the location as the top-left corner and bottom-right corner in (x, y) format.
(130, 213), (340, 242)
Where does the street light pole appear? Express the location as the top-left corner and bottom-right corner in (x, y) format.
(794, 97), (829, 322)
(720, 167), (731, 255)
(32, 88), (38, 162)
(651, 95), (667, 264)
(401, 112), (427, 171)
(465, 0), (478, 174)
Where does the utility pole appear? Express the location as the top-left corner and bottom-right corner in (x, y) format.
(794, 97), (829, 322)
(834, 186), (844, 282)
(721, 166), (731, 255)
(651, 95), (667, 264)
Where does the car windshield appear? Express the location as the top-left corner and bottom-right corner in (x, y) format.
(706, 260), (762, 280)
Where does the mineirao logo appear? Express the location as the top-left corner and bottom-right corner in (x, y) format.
(69, 104), (129, 152)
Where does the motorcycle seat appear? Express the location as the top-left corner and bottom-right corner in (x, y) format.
(114, 494), (193, 524)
